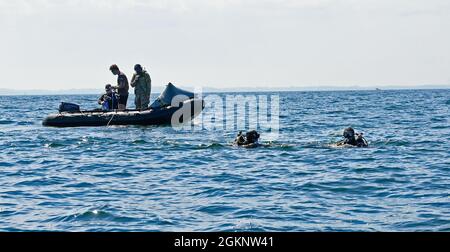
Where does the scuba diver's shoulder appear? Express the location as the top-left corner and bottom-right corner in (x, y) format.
(356, 137), (369, 147)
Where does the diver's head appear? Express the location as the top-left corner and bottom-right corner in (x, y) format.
(134, 64), (143, 74)
(246, 130), (260, 144)
(343, 127), (355, 139)
(109, 64), (120, 75)
(105, 84), (113, 94)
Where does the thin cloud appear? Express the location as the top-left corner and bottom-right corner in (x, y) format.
(0, 0), (334, 14)
(2, 0), (449, 17)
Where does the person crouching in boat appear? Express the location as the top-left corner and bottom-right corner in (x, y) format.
(98, 84), (118, 111)
(337, 127), (368, 147)
(130, 64), (152, 110)
(234, 130), (261, 148)
(109, 64), (129, 111)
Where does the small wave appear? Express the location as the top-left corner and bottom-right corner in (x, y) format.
(0, 210), (17, 218)
(197, 205), (239, 215)
(44, 142), (65, 148)
(438, 226), (450, 232)
(324, 110), (346, 114)
(74, 210), (114, 220)
(230, 220), (268, 232)
(430, 117), (446, 122)
(16, 121), (35, 126)
(62, 182), (96, 188)
(0, 120), (15, 125)
(260, 142), (296, 150)
(16, 160), (35, 166)
(195, 143), (225, 150)
(160, 140), (190, 147)
(370, 139), (410, 147)
(132, 139), (148, 145)
(14, 177), (69, 187)
(325, 143), (348, 149)
(392, 218), (450, 231)
(305, 141), (346, 149)
(48, 207), (138, 223)
(430, 124), (448, 129)
(0, 162), (14, 167)
(191, 187), (228, 197)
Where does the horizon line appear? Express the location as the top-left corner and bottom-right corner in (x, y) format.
(1, 84), (450, 96)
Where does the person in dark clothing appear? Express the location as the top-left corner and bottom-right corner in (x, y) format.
(234, 130), (261, 148)
(337, 127), (368, 147)
(109, 64), (129, 110)
(98, 84), (118, 111)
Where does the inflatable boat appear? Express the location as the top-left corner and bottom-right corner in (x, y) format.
(43, 83), (204, 128)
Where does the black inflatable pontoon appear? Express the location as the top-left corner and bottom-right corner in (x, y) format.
(43, 83), (204, 128)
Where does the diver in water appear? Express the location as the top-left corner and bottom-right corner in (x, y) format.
(234, 130), (261, 148)
(337, 127), (368, 147)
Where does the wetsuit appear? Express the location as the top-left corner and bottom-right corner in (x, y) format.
(342, 135), (368, 147)
(235, 131), (260, 147)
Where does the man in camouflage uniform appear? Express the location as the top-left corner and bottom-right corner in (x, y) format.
(130, 64), (152, 110)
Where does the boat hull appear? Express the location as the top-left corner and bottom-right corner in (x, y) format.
(43, 98), (204, 128)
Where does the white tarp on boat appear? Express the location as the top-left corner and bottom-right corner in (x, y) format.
(150, 83), (195, 109)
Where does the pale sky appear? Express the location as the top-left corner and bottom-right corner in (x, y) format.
(1, 0), (450, 90)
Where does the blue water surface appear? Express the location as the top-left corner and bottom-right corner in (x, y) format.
(0, 89), (449, 231)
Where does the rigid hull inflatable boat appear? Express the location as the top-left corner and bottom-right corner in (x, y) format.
(43, 83), (204, 128)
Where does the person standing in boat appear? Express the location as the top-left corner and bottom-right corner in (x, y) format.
(130, 64), (152, 110)
(109, 64), (129, 111)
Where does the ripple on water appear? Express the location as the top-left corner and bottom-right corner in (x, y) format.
(132, 139), (148, 145)
(62, 182), (96, 188)
(16, 121), (35, 126)
(0, 162), (15, 167)
(14, 177), (70, 187)
(197, 205), (240, 216)
(0, 120), (15, 125)
(47, 209), (138, 223)
(194, 143), (226, 150)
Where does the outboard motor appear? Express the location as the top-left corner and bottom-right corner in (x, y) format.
(59, 102), (81, 113)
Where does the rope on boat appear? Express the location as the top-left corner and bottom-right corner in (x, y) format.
(107, 111), (116, 127)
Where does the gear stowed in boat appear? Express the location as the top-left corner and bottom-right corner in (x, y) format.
(43, 83), (204, 127)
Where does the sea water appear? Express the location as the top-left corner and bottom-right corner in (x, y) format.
(0, 89), (449, 231)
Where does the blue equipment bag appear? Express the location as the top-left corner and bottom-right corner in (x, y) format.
(102, 101), (110, 111)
